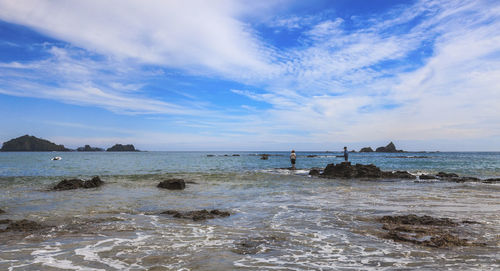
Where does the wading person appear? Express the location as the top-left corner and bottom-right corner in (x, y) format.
(290, 150), (297, 169)
(343, 146), (348, 162)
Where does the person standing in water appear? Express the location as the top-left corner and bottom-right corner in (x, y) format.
(343, 146), (348, 162)
(290, 150), (297, 169)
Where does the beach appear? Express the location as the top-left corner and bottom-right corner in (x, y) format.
(0, 151), (499, 270)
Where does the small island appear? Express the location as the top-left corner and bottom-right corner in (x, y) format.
(359, 142), (404, 153)
(0, 135), (70, 152)
(106, 144), (138, 152)
(77, 145), (104, 152)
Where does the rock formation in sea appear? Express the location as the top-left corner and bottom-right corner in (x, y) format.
(0, 208), (4, 214)
(0, 135), (70, 152)
(359, 147), (374, 152)
(0, 219), (50, 232)
(320, 162), (415, 179)
(106, 144), (138, 152)
(375, 142), (403, 152)
(161, 209), (230, 221)
(52, 176), (104, 191)
(77, 145), (104, 152)
(378, 214), (485, 248)
(157, 179), (186, 190)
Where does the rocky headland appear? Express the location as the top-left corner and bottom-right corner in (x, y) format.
(1, 135), (70, 152)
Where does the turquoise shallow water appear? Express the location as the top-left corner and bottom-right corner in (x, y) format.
(0, 152), (499, 270)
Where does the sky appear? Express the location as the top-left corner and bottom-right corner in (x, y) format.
(0, 0), (499, 151)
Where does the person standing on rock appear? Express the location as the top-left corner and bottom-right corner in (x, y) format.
(343, 146), (348, 162)
(290, 150), (297, 169)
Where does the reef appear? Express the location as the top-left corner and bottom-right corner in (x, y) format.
(378, 214), (485, 248)
(157, 179), (186, 190)
(161, 209), (230, 221)
(320, 162), (415, 179)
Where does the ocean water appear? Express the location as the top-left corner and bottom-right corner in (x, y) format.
(0, 151), (499, 270)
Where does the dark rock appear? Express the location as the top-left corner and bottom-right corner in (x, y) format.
(436, 172), (459, 178)
(307, 155), (318, 158)
(379, 215), (457, 226)
(53, 178), (84, 190)
(224, 154), (229, 156)
(77, 145), (104, 152)
(321, 162), (415, 179)
(157, 179), (186, 190)
(378, 214), (482, 248)
(482, 178), (500, 183)
(161, 209), (230, 221)
(309, 169), (321, 176)
(447, 176), (480, 183)
(1, 219), (48, 232)
(53, 176), (103, 190)
(260, 154), (269, 160)
(0, 208), (4, 214)
(207, 154), (214, 157)
(419, 174), (437, 180)
(375, 142), (403, 152)
(232, 154), (240, 156)
(359, 147), (374, 152)
(1, 135), (70, 152)
(82, 176), (104, 188)
(350, 150), (356, 153)
(106, 144), (138, 152)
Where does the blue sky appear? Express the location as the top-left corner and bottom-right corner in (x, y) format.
(0, 0), (499, 151)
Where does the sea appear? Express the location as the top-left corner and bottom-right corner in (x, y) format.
(0, 151), (499, 270)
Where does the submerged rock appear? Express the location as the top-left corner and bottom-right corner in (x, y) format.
(419, 174), (437, 180)
(0, 209), (4, 214)
(436, 172), (459, 178)
(378, 214), (483, 248)
(157, 179), (186, 190)
(53, 176), (103, 190)
(260, 154), (269, 160)
(161, 209), (230, 221)
(483, 178), (500, 183)
(321, 162), (415, 179)
(0, 219), (49, 232)
(309, 168), (321, 176)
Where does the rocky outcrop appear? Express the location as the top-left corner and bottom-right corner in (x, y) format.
(1, 135), (70, 152)
(106, 144), (138, 152)
(77, 145), (104, 152)
(260, 154), (269, 160)
(309, 168), (321, 176)
(359, 147), (374, 152)
(157, 179), (185, 190)
(161, 209), (230, 221)
(483, 178), (500, 183)
(52, 176), (103, 190)
(378, 214), (484, 248)
(419, 174), (437, 180)
(0, 208), (4, 214)
(375, 142), (403, 152)
(321, 162), (415, 179)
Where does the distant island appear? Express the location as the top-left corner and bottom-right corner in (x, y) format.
(0, 135), (138, 152)
(0, 135), (70, 152)
(359, 142), (404, 153)
(77, 145), (104, 152)
(106, 144), (138, 152)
